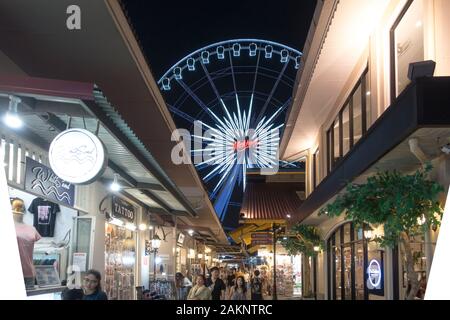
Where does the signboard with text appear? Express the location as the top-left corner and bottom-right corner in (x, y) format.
(112, 196), (135, 223)
(25, 157), (75, 207)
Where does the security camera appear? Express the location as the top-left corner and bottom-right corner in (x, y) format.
(441, 143), (450, 155)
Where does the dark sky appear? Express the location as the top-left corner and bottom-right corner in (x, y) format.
(121, 0), (316, 230)
(121, 0), (317, 79)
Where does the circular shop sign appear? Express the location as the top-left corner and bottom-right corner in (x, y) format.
(49, 128), (107, 184)
(367, 259), (382, 288)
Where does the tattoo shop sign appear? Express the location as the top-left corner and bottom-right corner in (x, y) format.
(25, 157), (75, 207)
(112, 196), (135, 223)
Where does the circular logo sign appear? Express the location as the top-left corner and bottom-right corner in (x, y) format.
(49, 128), (107, 184)
(367, 259), (382, 288)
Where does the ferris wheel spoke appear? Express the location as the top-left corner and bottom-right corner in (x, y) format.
(167, 103), (197, 124)
(256, 61), (290, 124)
(228, 48), (238, 95)
(201, 62), (222, 104)
(176, 79), (214, 120)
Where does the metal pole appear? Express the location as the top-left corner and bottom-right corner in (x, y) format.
(272, 223), (277, 300)
(154, 251), (157, 282)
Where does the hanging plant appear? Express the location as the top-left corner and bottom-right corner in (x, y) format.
(319, 164), (444, 300)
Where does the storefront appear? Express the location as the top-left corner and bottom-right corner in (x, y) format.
(0, 77), (201, 300)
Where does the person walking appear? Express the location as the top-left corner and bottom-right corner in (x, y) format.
(187, 275), (211, 300)
(250, 269), (263, 300)
(206, 267), (226, 300)
(82, 269), (108, 300)
(230, 276), (247, 300)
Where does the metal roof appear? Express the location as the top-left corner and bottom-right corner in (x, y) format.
(240, 182), (303, 220)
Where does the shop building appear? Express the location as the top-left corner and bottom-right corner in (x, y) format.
(280, 0), (450, 300)
(0, 0), (229, 299)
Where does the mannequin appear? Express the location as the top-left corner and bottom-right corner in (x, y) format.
(12, 198), (41, 289)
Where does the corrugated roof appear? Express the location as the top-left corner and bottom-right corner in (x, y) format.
(240, 183), (303, 220)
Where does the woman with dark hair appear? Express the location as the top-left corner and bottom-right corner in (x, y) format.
(229, 276), (247, 300)
(82, 269), (108, 300)
(187, 275), (211, 300)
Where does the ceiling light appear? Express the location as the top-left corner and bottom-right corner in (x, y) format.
(110, 173), (121, 192)
(286, 214), (291, 219)
(188, 229), (194, 236)
(416, 20), (422, 28)
(109, 218), (124, 227)
(148, 225), (154, 230)
(3, 96), (23, 129)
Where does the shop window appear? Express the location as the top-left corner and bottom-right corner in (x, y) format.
(328, 222), (381, 300)
(391, 0), (424, 100)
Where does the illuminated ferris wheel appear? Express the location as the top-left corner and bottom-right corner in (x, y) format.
(158, 39), (302, 221)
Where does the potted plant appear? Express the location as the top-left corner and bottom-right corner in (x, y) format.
(320, 164), (443, 300)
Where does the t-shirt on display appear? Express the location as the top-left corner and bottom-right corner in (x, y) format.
(28, 198), (61, 237)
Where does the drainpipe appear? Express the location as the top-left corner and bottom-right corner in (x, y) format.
(408, 138), (433, 277)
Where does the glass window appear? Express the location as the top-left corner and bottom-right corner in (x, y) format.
(313, 149), (319, 188)
(393, 0), (424, 97)
(335, 245), (342, 300)
(343, 245), (352, 300)
(342, 104), (351, 155)
(355, 241), (365, 300)
(353, 83), (363, 144)
(328, 222), (370, 300)
(333, 117), (340, 165)
(364, 73), (371, 130)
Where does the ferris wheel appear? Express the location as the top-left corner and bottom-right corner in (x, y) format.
(158, 39), (302, 222)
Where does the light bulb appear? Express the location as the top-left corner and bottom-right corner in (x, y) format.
(3, 112), (23, 129)
(110, 174), (121, 192)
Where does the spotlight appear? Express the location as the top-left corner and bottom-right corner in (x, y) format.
(407, 60), (436, 81)
(110, 173), (121, 192)
(3, 96), (23, 129)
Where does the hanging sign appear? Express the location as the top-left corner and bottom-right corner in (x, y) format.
(25, 157), (75, 207)
(112, 196), (135, 223)
(49, 128), (107, 184)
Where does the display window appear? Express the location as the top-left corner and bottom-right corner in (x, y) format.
(105, 222), (136, 300)
(328, 222), (383, 300)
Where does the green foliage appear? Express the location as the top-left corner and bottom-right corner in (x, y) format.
(319, 164), (444, 247)
(281, 224), (323, 257)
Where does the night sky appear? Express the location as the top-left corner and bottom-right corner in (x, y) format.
(121, 0), (317, 231)
(121, 0), (317, 79)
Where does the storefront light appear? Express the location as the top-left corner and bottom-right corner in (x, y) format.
(313, 246), (320, 252)
(138, 223), (147, 231)
(148, 225), (154, 230)
(125, 223), (136, 231)
(110, 173), (121, 192)
(110, 218), (124, 227)
(198, 253), (203, 259)
(151, 234), (161, 250)
(364, 230), (373, 240)
(205, 247), (211, 253)
(3, 96), (23, 129)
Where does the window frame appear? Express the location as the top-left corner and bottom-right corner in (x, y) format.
(389, 0), (416, 103)
(326, 68), (369, 172)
